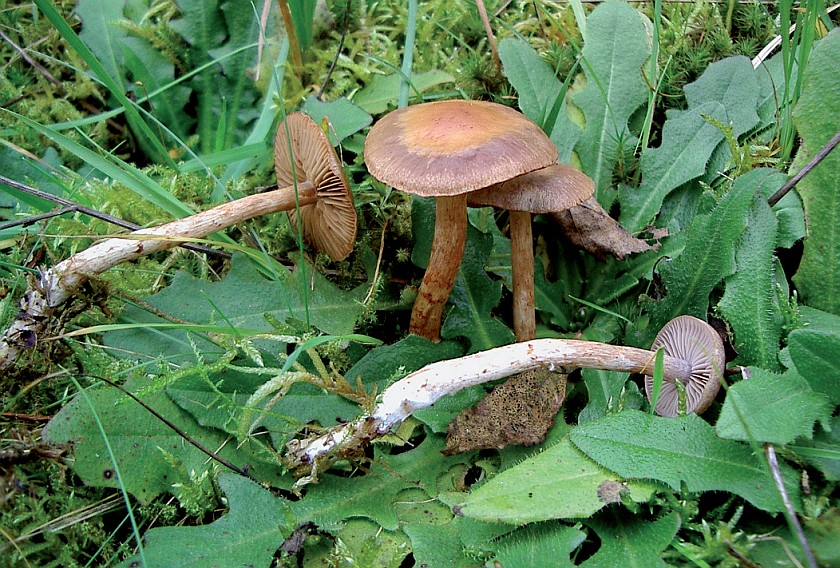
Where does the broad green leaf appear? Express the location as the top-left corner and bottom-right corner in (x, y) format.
(578, 368), (643, 424)
(105, 254), (367, 363)
(353, 70), (455, 115)
(76, 0), (127, 88)
(789, 415), (840, 481)
(41, 380), (283, 503)
(534, 256), (573, 330)
(289, 435), (469, 531)
(573, 2), (649, 201)
(493, 523), (587, 568)
(792, 30), (840, 316)
(683, 55), (760, 138)
(581, 512), (680, 568)
(288, 0), (317, 51)
(788, 328), (840, 405)
(718, 184), (783, 370)
(619, 102), (726, 233)
(570, 411), (798, 512)
(455, 438), (652, 523)
(301, 96), (372, 143)
(441, 222), (514, 353)
(119, 473), (294, 568)
(715, 367), (831, 444)
(647, 171), (754, 334)
(499, 38), (581, 161)
(302, 518), (409, 568)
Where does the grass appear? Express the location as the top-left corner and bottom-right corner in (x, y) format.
(1, 0), (838, 566)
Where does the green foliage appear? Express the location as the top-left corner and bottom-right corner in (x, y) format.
(791, 29), (840, 316)
(581, 512), (680, 568)
(570, 411), (799, 513)
(119, 473), (295, 568)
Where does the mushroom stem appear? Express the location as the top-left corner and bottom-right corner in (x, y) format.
(285, 337), (692, 469)
(409, 194), (468, 341)
(0, 182), (317, 373)
(509, 210), (536, 342)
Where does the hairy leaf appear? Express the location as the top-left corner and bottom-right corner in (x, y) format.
(119, 474), (294, 567)
(76, 0), (127, 88)
(647, 172), (755, 333)
(581, 512), (680, 568)
(716, 368), (832, 444)
(684, 55), (760, 138)
(353, 70), (456, 114)
(789, 415), (840, 481)
(493, 523), (587, 568)
(570, 411), (798, 512)
(454, 438), (653, 523)
(41, 380), (284, 503)
(573, 2), (649, 201)
(788, 328), (840, 406)
(719, 175), (783, 369)
(792, 30), (840, 315)
(499, 38), (580, 161)
(105, 254), (367, 364)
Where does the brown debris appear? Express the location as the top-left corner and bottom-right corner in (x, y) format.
(443, 366), (567, 455)
(550, 197), (659, 260)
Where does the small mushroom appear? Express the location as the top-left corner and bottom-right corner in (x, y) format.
(468, 163), (595, 341)
(364, 100), (558, 341)
(644, 315), (725, 416)
(0, 112), (356, 372)
(284, 315), (725, 472)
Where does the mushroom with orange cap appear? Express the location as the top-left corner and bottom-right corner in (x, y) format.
(468, 163), (595, 341)
(364, 100), (558, 341)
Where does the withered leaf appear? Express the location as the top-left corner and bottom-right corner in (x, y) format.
(551, 197), (658, 260)
(444, 367), (567, 455)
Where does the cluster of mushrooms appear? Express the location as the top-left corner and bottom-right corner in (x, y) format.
(0, 101), (726, 453)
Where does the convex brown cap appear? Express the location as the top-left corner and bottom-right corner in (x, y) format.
(645, 315), (725, 416)
(275, 112), (357, 261)
(467, 163), (594, 212)
(364, 100), (559, 196)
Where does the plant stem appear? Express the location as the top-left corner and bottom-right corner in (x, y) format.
(768, 129), (840, 206)
(509, 210), (536, 341)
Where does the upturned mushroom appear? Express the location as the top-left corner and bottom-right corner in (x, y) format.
(0, 112), (356, 372)
(364, 100), (558, 342)
(285, 315), (725, 474)
(468, 163), (595, 341)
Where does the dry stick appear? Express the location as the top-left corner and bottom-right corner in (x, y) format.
(768, 129), (840, 207)
(765, 444), (818, 568)
(475, 0), (502, 74)
(0, 183), (317, 373)
(285, 338), (691, 468)
(0, 175), (228, 259)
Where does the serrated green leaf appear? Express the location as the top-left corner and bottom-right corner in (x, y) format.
(41, 380), (284, 503)
(718, 184), (783, 370)
(301, 96), (372, 143)
(289, 435), (468, 531)
(684, 55), (760, 138)
(788, 328), (840, 405)
(353, 70), (455, 115)
(534, 256), (573, 330)
(716, 368), (831, 444)
(493, 523), (587, 568)
(792, 30), (840, 316)
(579, 368), (643, 424)
(499, 38), (580, 161)
(119, 473), (294, 568)
(581, 512), (680, 568)
(570, 411), (798, 512)
(647, 172), (755, 333)
(789, 415), (840, 481)
(441, 223), (514, 353)
(573, 2), (649, 201)
(105, 253), (367, 363)
(455, 438), (652, 523)
(619, 101), (726, 233)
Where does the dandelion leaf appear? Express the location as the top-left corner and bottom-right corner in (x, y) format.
(581, 512), (680, 568)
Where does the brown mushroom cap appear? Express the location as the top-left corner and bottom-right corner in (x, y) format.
(364, 100), (559, 197)
(644, 315), (725, 417)
(275, 112), (357, 261)
(467, 163), (595, 213)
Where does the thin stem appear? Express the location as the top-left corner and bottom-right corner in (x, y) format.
(509, 210), (536, 341)
(765, 444), (817, 568)
(409, 195), (468, 342)
(768, 129), (840, 206)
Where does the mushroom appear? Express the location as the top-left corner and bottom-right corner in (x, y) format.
(468, 163), (595, 341)
(0, 112), (356, 372)
(644, 315), (725, 417)
(285, 315), (725, 473)
(364, 100), (558, 342)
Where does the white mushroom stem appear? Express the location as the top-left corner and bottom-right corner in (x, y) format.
(285, 337), (692, 468)
(0, 182), (316, 373)
(509, 210), (536, 341)
(409, 194), (468, 341)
